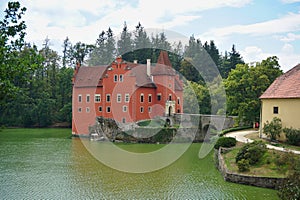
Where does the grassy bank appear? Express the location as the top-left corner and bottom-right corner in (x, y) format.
(0, 128), (71, 140)
(222, 144), (299, 178)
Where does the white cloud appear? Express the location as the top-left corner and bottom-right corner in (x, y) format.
(202, 12), (300, 38)
(241, 44), (300, 72)
(278, 33), (300, 42)
(281, 0), (300, 3)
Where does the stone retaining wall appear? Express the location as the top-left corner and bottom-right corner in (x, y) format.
(215, 148), (285, 189)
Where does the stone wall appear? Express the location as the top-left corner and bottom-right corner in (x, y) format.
(215, 148), (285, 189)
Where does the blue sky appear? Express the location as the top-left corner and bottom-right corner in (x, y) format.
(1, 0), (300, 71)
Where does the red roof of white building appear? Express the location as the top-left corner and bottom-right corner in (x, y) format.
(260, 64), (300, 99)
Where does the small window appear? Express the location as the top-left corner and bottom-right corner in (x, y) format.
(106, 94), (111, 102)
(98, 106), (102, 112)
(86, 107), (90, 113)
(177, 97), (180, 104)
(140, 106), (144, 113)
(123, 105), (127, 112)
(107, 106), (111, 113)
(119, 74), (123, 82)
(148, 94), (152, 103)
(86, 94), (90, 103)
(157, 93), (161, 101)
(114, 74), (118, 82)
(78, 107), (82, 112)
(169, 94), (172, 101)
(78, 95), (82, 103)
(148, 106), (152, 113)
(117, 94), (122, 103)
(95, 94), (101, 102)
(273, 106), (279, 114)
(122, 118), (126, 123)
(125, 94), (130, 103)
(140, 94), (144, 103)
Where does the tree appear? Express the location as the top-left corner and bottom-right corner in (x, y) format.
(225, 57), (283, 124)
(69, 41), (94, 66)
(62, 36), (72, 67)
(263, 117), (282, 141)
(219, 45), (244, 78)
(117, 22), (133, 60)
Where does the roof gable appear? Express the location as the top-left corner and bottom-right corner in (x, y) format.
(74, 66), (107, 88)
(260, 64), (300, 99)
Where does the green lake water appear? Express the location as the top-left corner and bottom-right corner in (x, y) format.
(0, 129), (279, 199)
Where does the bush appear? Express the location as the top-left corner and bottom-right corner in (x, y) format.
(214, 137), (237, 149)
(235, 141), (267, 165)
(220, 125), (253, 136)
(237, 159), (250, 172)
(283, 127), (300, 146)
(263, 117), (282, 141)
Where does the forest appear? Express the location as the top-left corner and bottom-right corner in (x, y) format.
(0, 2), (283, 127)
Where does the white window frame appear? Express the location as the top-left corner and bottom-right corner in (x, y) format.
(119, 74), (123, 82)
(123, 105), (127, 112)
(78, 94), (82, 103)
(117, 94), (122, 103)
(148, 106), (152, 113)
(86, 94), (90, 103)
(114, 74), (118, 82)
(106, 94), (111, 102)
(148, 94), (152, 103)
(140, 93), (144, 103)
(78, 107), (82, 113)
(125, 93), (130, 103)
(95, 94), (101, 102)
(86, 107), (90, 113)
(140, 106), (144, 113)
(106, 106), (111, 113)
(98, 106), (102, 112)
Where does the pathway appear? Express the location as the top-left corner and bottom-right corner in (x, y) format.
(225, 130), (300, 155)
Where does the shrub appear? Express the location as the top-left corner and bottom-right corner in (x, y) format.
(235, 141), (267, 165)
(237, 159), (250, 172)
(214, 137), (237, 149)
(283, 127), (300, 146)
(263, 117), (282, 141)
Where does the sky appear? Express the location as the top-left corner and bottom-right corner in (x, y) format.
(1, 0), (300, 72)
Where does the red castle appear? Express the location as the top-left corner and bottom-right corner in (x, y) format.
(72, 51), (183, 135)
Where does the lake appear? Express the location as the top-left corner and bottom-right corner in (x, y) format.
(0, 129), (279, 199)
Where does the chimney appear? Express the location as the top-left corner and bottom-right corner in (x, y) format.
(133, 60), (138, 64)
(147, 59), (151, 76)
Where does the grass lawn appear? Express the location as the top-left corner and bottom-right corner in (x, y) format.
(222, 145), (300, 178)
(245, 132), (300, 151)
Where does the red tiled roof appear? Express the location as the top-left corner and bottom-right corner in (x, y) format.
(175, 78), (183, 91)
(152, 51), (176, 76)
(130, 64), (156, 88)
(74, 66), (107, 88)
(260, 64), (300, 99)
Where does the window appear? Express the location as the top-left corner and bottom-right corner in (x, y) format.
(78, 107), (82, 112)
(122, 118), (126, 123)
(78, 95), (82, 103)
(140, 94), (144, 103)
(177, 97), (180, 104)
(125, 94), (130, 103)
(86, 107), (90, 113)
(114, 74), (118, 82)
(140, 106), (144, 113)
(98, 106), (102, 112)
(117, 94), (122, 103)
(148, 106), (152, 113)
(169, 94), (172, 101)
(95, 94), (101, 102)
(148, 94), (152, 103)
(123, 105), (127, 112)
(119, 74), (123, 82)
(86, 94), (90, 103)
(106, 106), (111, 113)
(157, 93), (161, 101)
(273, 106), (279, 114)
(106, 94), (111, 102)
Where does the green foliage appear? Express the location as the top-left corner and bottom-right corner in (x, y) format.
(225, 58), (283, 124)
(283, 127), (300, 146)
(277, 154), (300, 200)
(237, 159), (250, 172)
(235, 141), (267, 165)
(214, 137), (237, 149)
(220, 125), (253, 136)
(263, 117), (282, 141)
